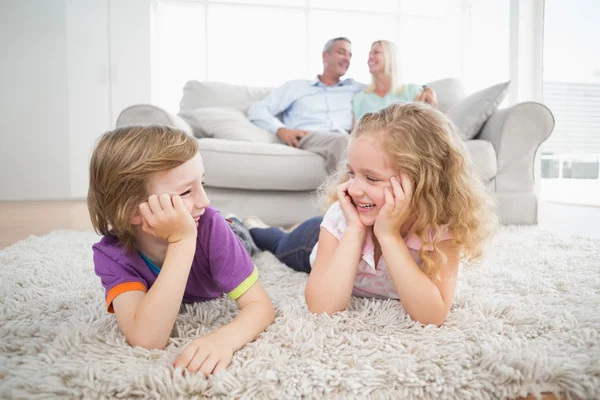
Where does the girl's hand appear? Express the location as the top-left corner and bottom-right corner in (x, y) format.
(337, 181), (366, 231)
(138, 193), (197, 244)
(173, 335), (233, 376)
(374, 175), (413, 240)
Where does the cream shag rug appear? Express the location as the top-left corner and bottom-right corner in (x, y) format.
(0, 227), (599, 399)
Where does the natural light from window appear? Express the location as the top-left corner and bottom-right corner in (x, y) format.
(150, 0), (510, 114)
(540, 0), (600, 206)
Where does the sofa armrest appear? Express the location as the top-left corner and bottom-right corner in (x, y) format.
(478, 102), (555, 193)
(115, 104), (194, 137)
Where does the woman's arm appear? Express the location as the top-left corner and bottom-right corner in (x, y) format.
(379, 237), (459, 325)
(413, 86), (438, 108)
(305, 227), (366, 315)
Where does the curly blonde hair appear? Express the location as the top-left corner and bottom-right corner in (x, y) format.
(319, 103), (498, 276)
(88, 125), (198, 252)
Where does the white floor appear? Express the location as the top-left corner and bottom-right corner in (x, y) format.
(538, 201), (600, 239)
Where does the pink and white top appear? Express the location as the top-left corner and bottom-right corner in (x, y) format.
(309, 201), (453, 299)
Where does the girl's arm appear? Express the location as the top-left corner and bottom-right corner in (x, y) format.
(379, 237), (460, 326)
(113, 238), (196, 350)
(305, 227), (366, 315)
(173, 281), (275, 375)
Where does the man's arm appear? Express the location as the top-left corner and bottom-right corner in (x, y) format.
(247, 81), (298, 134)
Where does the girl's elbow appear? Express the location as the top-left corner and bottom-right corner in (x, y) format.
(305, 297), (344, 316)
(410, 311), (448, 327)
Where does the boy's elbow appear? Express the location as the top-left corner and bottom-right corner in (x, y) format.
(127, 334), (167, 351)
(264, 301), (276, 324)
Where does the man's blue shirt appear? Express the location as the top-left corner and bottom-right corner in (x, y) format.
(248, 77), (366, 134)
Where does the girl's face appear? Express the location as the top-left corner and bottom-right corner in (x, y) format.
(368, 42), (385, 75)
(147, 153), (211, 227)
(346, 136), (397, 226)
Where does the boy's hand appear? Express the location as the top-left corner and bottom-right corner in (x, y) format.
(173, 335), (234, 376)
(374, 175), (412, 240)
(337, 181), (366, 231)
(139, 194), (197, 243)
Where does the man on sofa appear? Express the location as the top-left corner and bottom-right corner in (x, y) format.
(248, 37), (364, 173)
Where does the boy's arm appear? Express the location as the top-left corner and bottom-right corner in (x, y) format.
(173, 281), (274, 375)
(112, 193), (198, 350)
(112, 238), (196, 350)
(379, 236), (459, 326)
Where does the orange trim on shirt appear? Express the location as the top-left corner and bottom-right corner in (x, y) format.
(106, 281), (147, 313)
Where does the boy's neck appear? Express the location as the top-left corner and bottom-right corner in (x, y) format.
(131, 226), (168, 267)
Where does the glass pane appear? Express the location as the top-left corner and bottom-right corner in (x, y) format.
(465, 0), (509, 92)
(402, 0), (462, 17)
(209, 0), (306, 6)
(400, 12), (462, 84)
(152, 0), (206, 114)
(540, 0), (600, 206)
(308, 0), (398, 13)
(207, 5), (306, 86)
(308, 10), (397, 84)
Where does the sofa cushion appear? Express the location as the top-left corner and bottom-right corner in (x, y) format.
(180, 81), (272, 113)
(447, 81), (510, 140)
(198, 138), (328, 191)
(464, 139), (497, 181)
(178, 107), (281, 144)
(424, 78), (467, 114)
(116, 104), (194, 136)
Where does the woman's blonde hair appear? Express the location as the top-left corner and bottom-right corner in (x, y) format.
(365, 40), (403, 95)
(88, 125), (198, 252)
(319, 103), (498, 276)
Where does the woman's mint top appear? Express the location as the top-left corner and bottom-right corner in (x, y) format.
(352, 83), (423, 122)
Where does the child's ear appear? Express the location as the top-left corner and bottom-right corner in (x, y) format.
(130, 212), (143, 226)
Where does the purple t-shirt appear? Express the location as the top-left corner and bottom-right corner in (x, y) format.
(93, 206), (257, 313)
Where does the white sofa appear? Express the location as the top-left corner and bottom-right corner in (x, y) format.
(116, 78), (554, 226)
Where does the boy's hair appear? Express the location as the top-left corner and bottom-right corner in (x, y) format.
(365, 40), (403, 95)
(319, 103), (498, 276)
(88, 125), (199, 252)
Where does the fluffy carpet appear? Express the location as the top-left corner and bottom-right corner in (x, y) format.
(0, 227), (599, 399)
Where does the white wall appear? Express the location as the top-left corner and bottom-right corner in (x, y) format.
(1, 0), (71, 200)
(0, 0), (152, 201)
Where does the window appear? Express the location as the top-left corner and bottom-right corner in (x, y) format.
(151, 0), (512, 112)
(540, 0), (600, 206)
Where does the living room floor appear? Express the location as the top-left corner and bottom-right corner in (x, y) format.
(0, 200), (599, 249)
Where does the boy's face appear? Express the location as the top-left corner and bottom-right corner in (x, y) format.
(147, 153), (210, 226)
(346, 136), (396, 227)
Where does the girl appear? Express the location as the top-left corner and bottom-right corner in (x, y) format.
(245, 102), (497, 326)
(88, 125), (274, 375)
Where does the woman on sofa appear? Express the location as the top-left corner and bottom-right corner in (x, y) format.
(352, 40), (438, 122)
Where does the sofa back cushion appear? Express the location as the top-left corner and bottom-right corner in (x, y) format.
(180, 81), (271, 113)
(424, 78), (467, 113)
(447, 81), (510, 140)
(178, 106), (281, 143)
